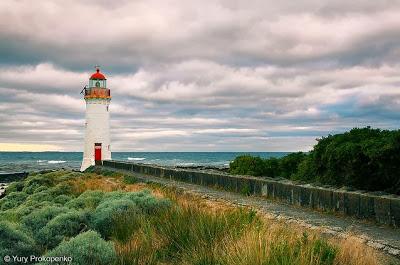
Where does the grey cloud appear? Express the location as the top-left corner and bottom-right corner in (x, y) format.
(0, 0), (399, 151)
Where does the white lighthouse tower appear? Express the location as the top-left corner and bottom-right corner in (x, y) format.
(80, 66), (111, 171)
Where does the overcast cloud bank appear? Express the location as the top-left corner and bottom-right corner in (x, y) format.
(0, 0), (399, 151)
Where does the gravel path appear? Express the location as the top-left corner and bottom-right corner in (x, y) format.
(104, 166), (400, 262)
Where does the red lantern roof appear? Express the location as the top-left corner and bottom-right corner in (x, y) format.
(90, 68), (106, 80)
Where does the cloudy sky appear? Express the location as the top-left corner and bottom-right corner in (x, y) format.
(1, 0), (400, 152)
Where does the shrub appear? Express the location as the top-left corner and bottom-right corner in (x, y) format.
(0, 191), (28, 210)
(41, 231), (116, 265)
(12, 201), (62, 220)
(92, 199), (138, 238)
(230, 128), (400, 194)
(296, 127), (400, 193)
(48, 182), (74, 196)
(123, 175), (139, 184)
(229, 155), (266, 176)
(26, 190), (57, 204)
(263, 157), (280, 178)
(92, 191), (170, 239)
(278, 152), (307, 178)
(22, 174), (55, 194)
(66, 190), (105, 210)
(123, 190), (171, 214)
(37, 210), (91, 249)
(6, 181), (25, 193)
(21, 205), (67, 235)
(0, 221), (39, 257)
(53, 195), (73, 204)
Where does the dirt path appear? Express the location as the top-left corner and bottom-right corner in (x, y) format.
(104, 167), (400, 262)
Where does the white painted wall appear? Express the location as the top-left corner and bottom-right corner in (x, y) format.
(80, 98), (111, 171)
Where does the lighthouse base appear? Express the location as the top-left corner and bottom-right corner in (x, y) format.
(80, 158), (94, 172)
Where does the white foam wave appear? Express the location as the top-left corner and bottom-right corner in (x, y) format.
(48, 160), (66, 164)
(37, 160), (47, 163)
(127, 157), (146, 161)
(177, 162), (195, 166)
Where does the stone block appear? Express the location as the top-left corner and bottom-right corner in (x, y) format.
(273, 182), (283, 200)
(291, 185), (302, 206)
(359, 194), (375, 219)
(227, 176), (238, 192)
(374, 196), (392, 225)
(298, 186), (312, 207)
(317, 188), (333, 211)
(344, 192), (360, 216)
(253, 179), (263, 195)
(332, 190), (345, 213)
(237, 178), (251, 195)
(390, 198), (400, 228)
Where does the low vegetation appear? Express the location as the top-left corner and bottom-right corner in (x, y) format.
(0, 170), (382, 264)
(230, 127), (400, 194)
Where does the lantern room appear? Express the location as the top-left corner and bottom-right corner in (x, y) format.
(89, 67), (107, 88)
(84, 67), (111, 99)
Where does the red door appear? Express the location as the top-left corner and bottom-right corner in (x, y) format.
(94, 143), (102, 165)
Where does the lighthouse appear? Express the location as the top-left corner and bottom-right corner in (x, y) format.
(80, 66), (111, 171)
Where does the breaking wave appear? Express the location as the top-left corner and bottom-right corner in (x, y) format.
(127, 157), (146, 161)
(47, 160), (66, 164)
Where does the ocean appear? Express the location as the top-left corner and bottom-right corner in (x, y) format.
(0, 152), (289, 173)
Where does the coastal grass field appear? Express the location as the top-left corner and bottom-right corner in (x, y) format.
(0, 169), (384, 265)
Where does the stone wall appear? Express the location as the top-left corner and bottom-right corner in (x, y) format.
(0, 172), (28, 183)
(102, 160), (400, 227)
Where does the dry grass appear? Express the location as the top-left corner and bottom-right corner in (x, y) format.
(77, 171), (384, 265)
(333, 236), (380, 265)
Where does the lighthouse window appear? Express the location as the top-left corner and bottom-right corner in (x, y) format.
(95, 81), (100, 87)
(107, 106), (109, 112)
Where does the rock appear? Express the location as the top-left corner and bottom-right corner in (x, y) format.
(385, 247), (400, 256)
(367, 241), (385, 250)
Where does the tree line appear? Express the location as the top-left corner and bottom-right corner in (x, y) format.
(230, 127), (400, 195)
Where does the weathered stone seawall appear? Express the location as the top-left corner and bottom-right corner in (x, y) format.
(0, 172), (28, 182)
(102, 160), (400, 228)
(0, 172), (28, 198)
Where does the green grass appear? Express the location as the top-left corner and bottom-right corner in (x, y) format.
(0, 170), (380, 265)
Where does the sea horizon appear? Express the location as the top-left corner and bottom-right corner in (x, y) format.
(0, 151), (290, 173)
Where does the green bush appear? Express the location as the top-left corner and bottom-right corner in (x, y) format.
(22, 174), (55, 194)
(123, 175), (139, 184)
(92, 191), (170, 239)
(66, 190), (105, 210)
(123, 190), (171, 214)
(53, 195), (73, 204)
(0, 191), (28, 210)
(21, 205), (67, 235)
(6, 181), (25, 193)
(278, 152), (307, 178)
(37, 210), (91, 249)
(41, 231), (116, 265)
(48, 182), (74, 196)
(230, 128), (400, 194)
(263, 157), (280, 178)
(296, 127), (400, 193)
(0, 221), (39, 257)
(15, 201), (64, 219)
(26, 189), (57, 204)
(229, 155), (266, 176)
(92, 199), (138, 238)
